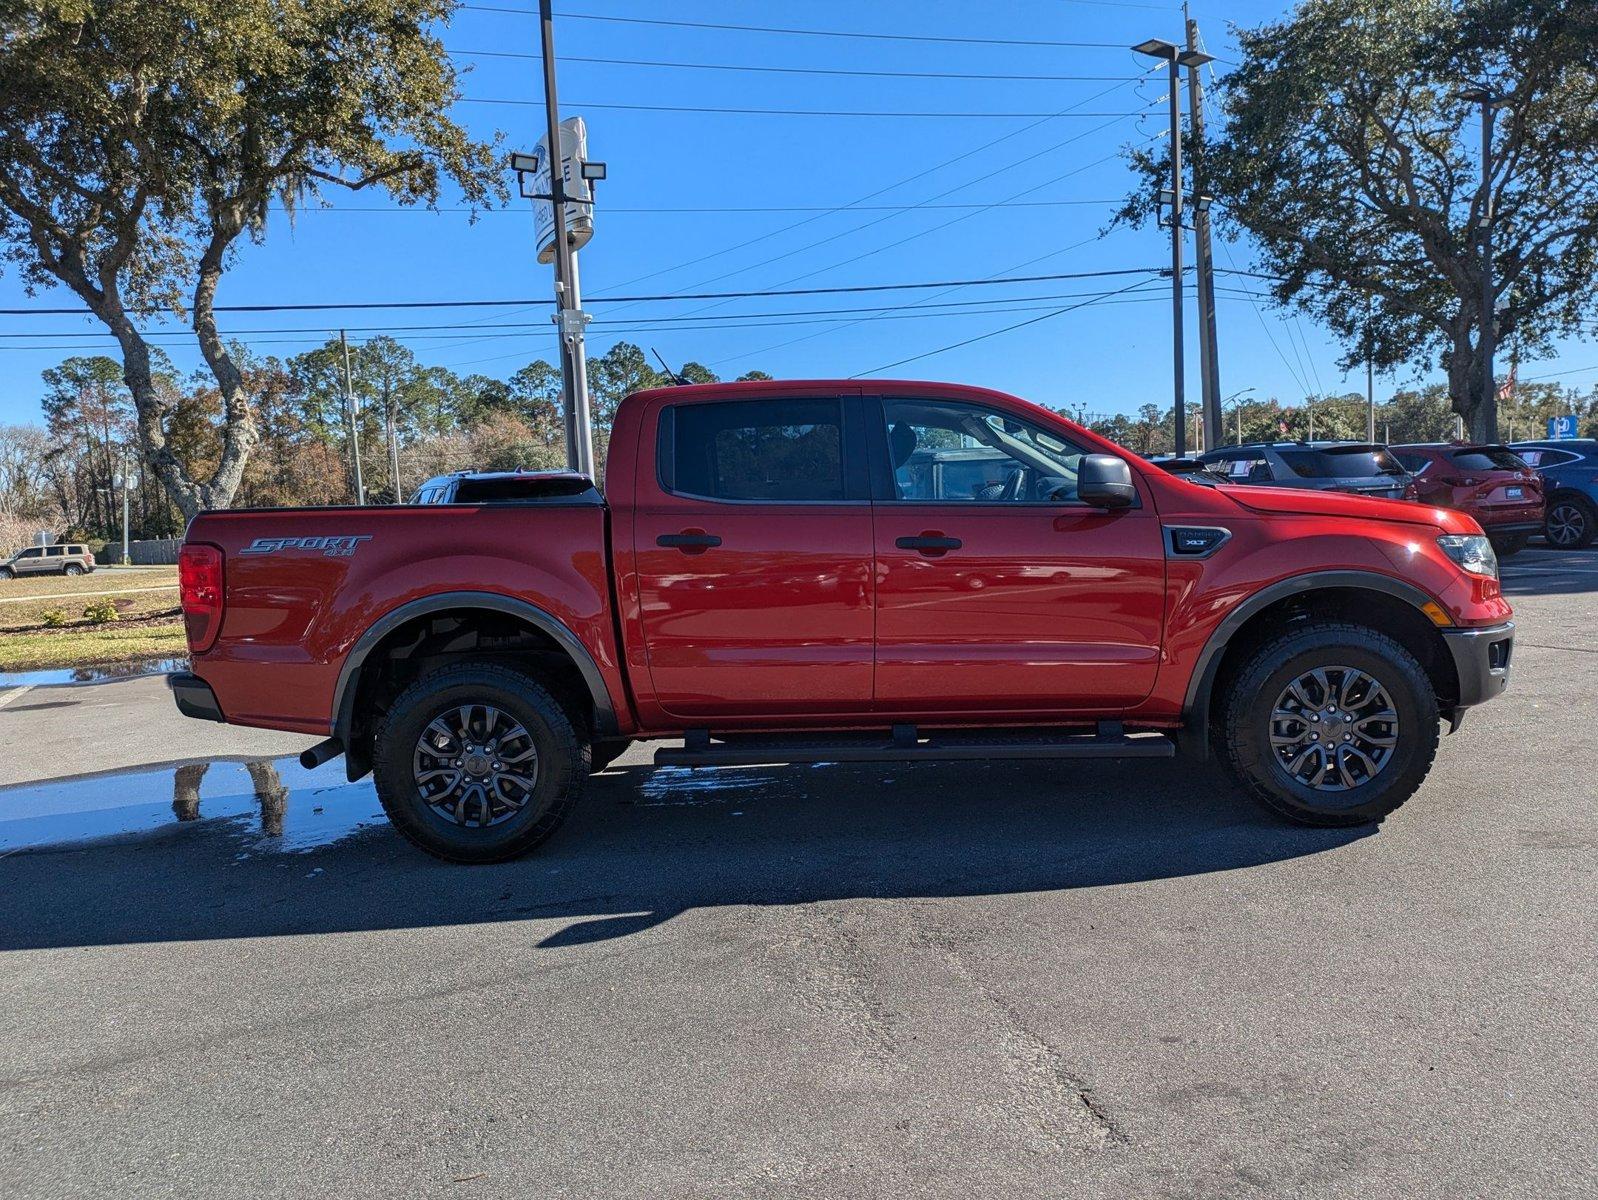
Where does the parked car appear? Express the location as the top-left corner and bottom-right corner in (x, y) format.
(1148, 456), (1230, 486)
(1389, 443), (1544, 556)
(410, 470), (598, 505)
(0, 542), (95, 579)
(1197, 442), (1413, 499)
(1508, 438), (1598, 549)
(171, 379), (1514, 862)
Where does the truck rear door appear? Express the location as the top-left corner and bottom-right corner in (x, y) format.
(630, 390), (875, 720)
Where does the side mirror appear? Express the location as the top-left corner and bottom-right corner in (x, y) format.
(1077, 454), (1137, 509)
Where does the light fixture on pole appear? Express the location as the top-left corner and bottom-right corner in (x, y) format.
(1132, 38), (1213, 458)
(1222, 386), (1255, 445)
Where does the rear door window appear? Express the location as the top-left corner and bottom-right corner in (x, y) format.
(1218, 454), (1273, 482)
(1515, 448), (1578, 468)
(1277, 446), (1407, 479)
(663, 399), (846, 502)
(1450, 447), (1530, 472)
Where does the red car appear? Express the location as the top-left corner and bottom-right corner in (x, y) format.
(170, 380), (1514, 862)
(1389, 443), (1545, 555)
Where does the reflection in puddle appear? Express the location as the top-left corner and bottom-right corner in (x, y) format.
(0, 757), (386, 855)
(0, 657), (189, 689)
(636, 765), (793, 807)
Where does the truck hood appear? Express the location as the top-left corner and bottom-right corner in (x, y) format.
(1217, 484), (1479, 533)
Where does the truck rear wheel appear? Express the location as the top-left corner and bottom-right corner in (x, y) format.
(372, 663), (588, 863)
(1219, 623), (1439, 827)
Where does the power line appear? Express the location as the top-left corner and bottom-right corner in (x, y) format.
(281, 199), (1126, 215)
(853, 277), (1158, 376)
(0, 267), (1167, 317)
(0, 295), (1195, 354)
(448, 49), (1139, 83)
(1, 284), (1201, 341)
(633, 122), (1151, 330)
(458, 97), (1149, 119)
(585, 73), (1155, 298)
(457, 7), (1129, 48)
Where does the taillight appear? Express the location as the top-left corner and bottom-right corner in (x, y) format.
(178, 543), (224, 652)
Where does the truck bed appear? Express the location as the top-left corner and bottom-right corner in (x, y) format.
(186, 501), (626, 736)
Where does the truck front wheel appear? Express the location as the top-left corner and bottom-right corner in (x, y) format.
(1219, 623), (1439, 827)
(373, 663), (588, 863)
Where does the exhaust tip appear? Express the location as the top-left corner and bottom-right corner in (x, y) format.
(299, 737), (345, 770)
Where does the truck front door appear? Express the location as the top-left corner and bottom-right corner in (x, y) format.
(630, 392), (875, 721)
(868, 395), (1166, 716)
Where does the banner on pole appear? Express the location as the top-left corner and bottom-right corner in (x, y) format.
(530, 116), (594, 265)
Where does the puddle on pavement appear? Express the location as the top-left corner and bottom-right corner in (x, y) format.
(0, 657), (189, 689)
(0, 756), (387, 856)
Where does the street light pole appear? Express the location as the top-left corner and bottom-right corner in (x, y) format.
(1463, 87), (1501, 443)
(1183, 10), (1222, 451)
(1133, 38), (1212, 459)
(538, 0), (596, 478)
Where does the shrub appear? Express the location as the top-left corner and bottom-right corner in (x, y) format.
(81, 599), (119, 624)
(41, 607), (68, 627)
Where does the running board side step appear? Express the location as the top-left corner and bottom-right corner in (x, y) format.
(654, 723), (1176, 767)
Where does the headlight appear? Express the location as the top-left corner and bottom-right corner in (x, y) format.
(1437, 534), (1498, 578)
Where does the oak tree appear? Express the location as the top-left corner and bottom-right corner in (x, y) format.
(0, 0), (502, 518)
(1125, 0), (1598, 439)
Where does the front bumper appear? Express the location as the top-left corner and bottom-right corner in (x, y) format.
(168, 672), (225, 722)
(1441, 621), (1514, 708)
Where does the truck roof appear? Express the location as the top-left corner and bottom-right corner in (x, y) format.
(628, 378), (1041, 405)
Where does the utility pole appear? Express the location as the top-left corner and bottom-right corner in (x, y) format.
(1184, 9), (1222, 451)
(385, 384), (402, 503)
(1166, 58), (1184, 459)
(1463, 87), (1501, 442)
(340, 329), (365, 505)
(538, 0), (596, 478)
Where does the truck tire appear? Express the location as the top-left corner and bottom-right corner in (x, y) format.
(372, 662), (588, 863)
(1545, 494), (1597, 549)
(1219, 622), (1439, 827)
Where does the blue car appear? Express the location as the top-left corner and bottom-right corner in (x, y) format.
(1510, 439), (1598, 549)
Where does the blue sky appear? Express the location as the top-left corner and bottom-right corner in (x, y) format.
(2, 0), (1594, 426)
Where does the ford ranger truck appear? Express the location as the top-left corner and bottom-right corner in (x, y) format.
(169, 380), (1514, 863)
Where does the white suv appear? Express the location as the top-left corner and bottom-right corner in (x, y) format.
(0, 543), (96, 579)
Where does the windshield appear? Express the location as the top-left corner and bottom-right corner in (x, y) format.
(1450, 447), (1529, 472)
(1277, 446), (1407, 479)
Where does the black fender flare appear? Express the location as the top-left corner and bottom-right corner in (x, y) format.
(1178, 570), (1451, 758)
(331, 591), (619, 771)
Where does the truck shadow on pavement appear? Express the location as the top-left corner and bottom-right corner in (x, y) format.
(0, 756), (1371, 953)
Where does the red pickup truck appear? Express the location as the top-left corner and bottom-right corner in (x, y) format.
(171, 380), (1514, 862)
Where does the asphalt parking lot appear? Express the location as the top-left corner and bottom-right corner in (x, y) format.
(1, 547), (1594, 1199)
